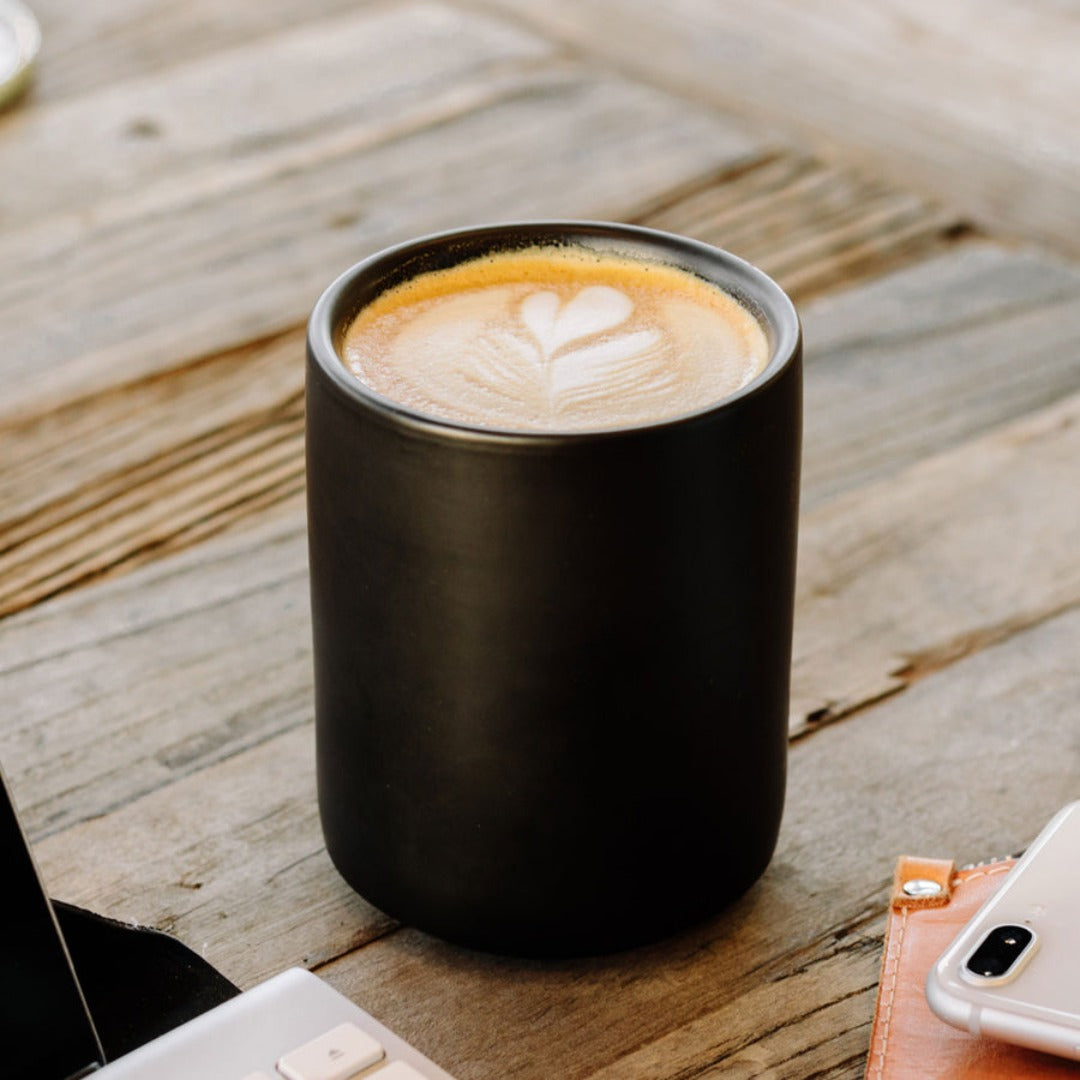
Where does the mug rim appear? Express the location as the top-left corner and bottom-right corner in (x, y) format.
(307, 220), (801, 445)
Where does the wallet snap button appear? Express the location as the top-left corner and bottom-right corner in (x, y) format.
(902, 878), (944, 898)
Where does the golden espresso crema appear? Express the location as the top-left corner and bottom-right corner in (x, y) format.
(340, 246), (770, 432)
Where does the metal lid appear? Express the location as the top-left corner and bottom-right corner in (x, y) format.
(0, 0), (40, 111)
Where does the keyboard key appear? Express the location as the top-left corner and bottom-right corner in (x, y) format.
(276, 1022), (384, 1080)
(372, 1063), (430, 1079)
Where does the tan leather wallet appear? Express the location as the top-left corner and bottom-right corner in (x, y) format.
(865, 856), (1078, 1078)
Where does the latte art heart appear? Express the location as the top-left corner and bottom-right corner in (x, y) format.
(471, 287), (669, 411)
(520, 286), (634, 355)
(342, 248), (770, 432)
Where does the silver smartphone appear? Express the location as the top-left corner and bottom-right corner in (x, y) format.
(926, 801), (1080, 1060)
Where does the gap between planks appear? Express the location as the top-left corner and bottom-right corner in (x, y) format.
(2, 245), (1077, 773)
(0, 149), (968, 619)
(8, 373), (1080, 846)
(14, 390), (1080, 1073)
(305, 606), (1080, 1078)
(469, 0), (1080, 259)
(30, 603), (1077, 1077)
(0, 45), (759, 422)
(629, 150), (971, 302)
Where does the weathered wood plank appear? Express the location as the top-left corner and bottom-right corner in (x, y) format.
(30, 723), (393, 985)
(27, 602), (1080, 1077)
(4, 241), (1079, 623)
(4, 5), (1076, 1079)
(2, 278), (1076, 796)
(0, 3), (551, 226)
(5, 355), (1076, 828)
(0, 60), (758, 422)
(0, 512), (310, 839)
(0, 328), (301, 544)
(800, 243), (1080, 509)
(5, 380), (1078, 879)
(481, 0), (1080, 255)
(311, 607), (1080, 1078)
(792, 384), (1080, 734)
(0, 349), (305, 615)
(0, 143), (965, 616)
(637, 151), (966, 302)
(2, 312), (1076, 1076)
(582, 951), (877, 1079)
(24, 0), (364, 104)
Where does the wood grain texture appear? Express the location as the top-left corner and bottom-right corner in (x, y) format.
(28, 603), (1080, 1077)
(3, 241), (1077, 625)
(5, 352), (1076, 874)
(315, 605), (1080, 1079)
(793, 385), (1080, 734)
(800, 243), (1080, 509)
(3, 290), (1076, 1074)
(23, 0), (367, 104)
(636, 151), (967, 302)
(35, 723), (393, 983)
(1, 4), (551, 226)
(0, 330), (306, 616)
(4, 6), (1079, 1076)
(1, 253), (1075, 795)
(0, 26), (758, 422)
(10, 145), (964, 618)
(5, 369), (1074, 836)
(478, 0), (1080, 255)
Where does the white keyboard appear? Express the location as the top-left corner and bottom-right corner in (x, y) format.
(94, 967), (456, 1080)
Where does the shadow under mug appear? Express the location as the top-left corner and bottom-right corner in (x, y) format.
(306, 221), (802, 956)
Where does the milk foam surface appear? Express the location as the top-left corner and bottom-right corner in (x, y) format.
(341, 247), (770, 432)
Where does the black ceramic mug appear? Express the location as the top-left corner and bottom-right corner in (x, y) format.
(306, 222), (801, 956)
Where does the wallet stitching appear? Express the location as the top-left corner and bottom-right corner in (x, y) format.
(951, 863), (1012, 886)
(872, 861), (1014, 1077)
(872, 903), (908, 1078)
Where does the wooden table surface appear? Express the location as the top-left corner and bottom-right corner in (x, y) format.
(3, 2), (1079, 1076)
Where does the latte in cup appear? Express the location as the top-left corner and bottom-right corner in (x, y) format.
(340, 246), (769, 432)
(309, 223), (801, 954)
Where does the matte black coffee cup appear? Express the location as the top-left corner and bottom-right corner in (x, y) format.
(306, 222), (801, 956)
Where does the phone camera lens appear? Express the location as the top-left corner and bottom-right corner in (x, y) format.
(965, 924), (1033, 980)
(975, 956), (1006, 977)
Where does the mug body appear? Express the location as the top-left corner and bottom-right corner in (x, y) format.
(306, 222), (801, 955)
